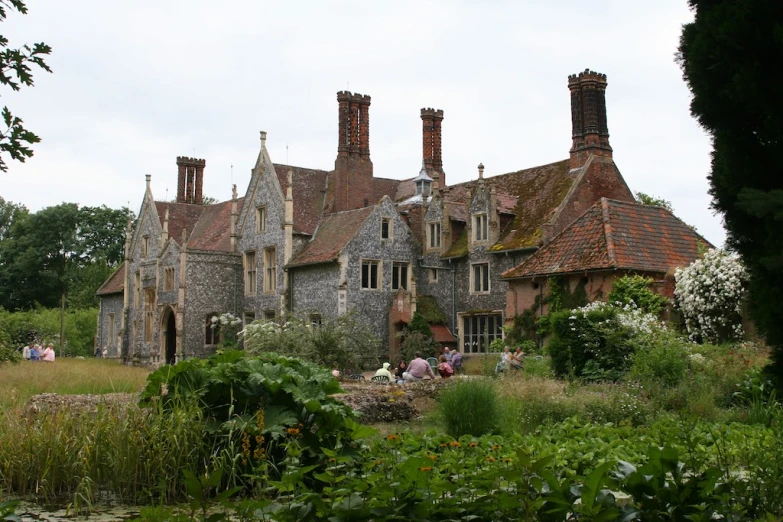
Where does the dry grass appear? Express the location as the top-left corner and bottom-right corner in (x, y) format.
(0, 358), (151, 411)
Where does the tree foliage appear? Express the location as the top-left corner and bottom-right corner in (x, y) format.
(0, 202), (132, 310)
(608, 274), (669, 316)
(678, 0), (783, 379)
(0, 0), (51, 172)
(634, 192), (673, 212)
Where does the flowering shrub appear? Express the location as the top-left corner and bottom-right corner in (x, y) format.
(210, 312), (242, 350)
(547, 301), (671, 381)
(674, 249), (748, 343)
(242, 311), (380, 371)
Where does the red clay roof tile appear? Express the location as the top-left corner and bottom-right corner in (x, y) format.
(96, 262), (126, 295)
(187, 198), (244, 252)
(274, 164), (329, 236)
(287, 206), (374, 267)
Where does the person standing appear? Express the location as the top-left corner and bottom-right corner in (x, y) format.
(41, 344), (55, 362)
(29, 344), (40, 361)
(403, 352), (436, 382)
(22, 343), (31, 361)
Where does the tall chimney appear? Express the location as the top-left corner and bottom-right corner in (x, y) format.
(568, 69), (612, 169)
(331, 91), (373, 212)
(421, 108), (445, 187)
(176, 157), (206, 204)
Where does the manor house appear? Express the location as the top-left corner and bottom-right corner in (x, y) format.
(96, 69), (706, 365)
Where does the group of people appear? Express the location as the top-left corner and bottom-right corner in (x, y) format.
(22, 342), (56, 362)
(497, 346), (525, 373)
(375, 347), (464, 384)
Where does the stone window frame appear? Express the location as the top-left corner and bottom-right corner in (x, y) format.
(391, 261), (409, 291)
(470, 262), (490, 294)
(205, 313), (221, 346)
(473, 213), (488, 243)
(263, 247), (277, 294)
(380, 217), (393, 241)
(134, 271), (141, 306)
(144, 288), (155, 343)
(429, 267), (439, 284)
(244, 251), (257, 296)
(460, 311), (504, 354)
(141, 235), (150, 258)
(360, 259), (382, 290)
(244, 312), (255, 326)
(255, 206), (267, 233)
(163, 267), (175, 291)
(263, 309), (276, 321)
(107, 312), (115, 345)
(427, 221), (441, 250)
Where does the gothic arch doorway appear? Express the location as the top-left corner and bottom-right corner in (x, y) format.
(160, 306), (177, 365)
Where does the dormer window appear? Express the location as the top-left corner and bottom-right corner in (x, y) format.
(413, 165), (433, 198)
(416, 178), (431, 197)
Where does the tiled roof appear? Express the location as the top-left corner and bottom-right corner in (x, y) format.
(154, 202), (204, 245)
(287, 206), (374, 267)
(273, 164), (329, 235)
(438, 160), (574, 251)
(188, 198), (244, 252)
(96, 262), (125, 295)
(502, 199), (711, 279)
(430, 325), (457, 344)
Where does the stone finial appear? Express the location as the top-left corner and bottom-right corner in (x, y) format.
(232, 184), (237, 200)
(260, 131), (267, 147)
(145, 174), (151, 190)
(478, 163), (484, 179)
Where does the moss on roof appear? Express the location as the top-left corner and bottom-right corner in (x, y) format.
(442, 229), (468, 259)
(417, 295), (448, 324)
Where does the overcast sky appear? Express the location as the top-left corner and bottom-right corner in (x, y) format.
(1, 0), (723, 246)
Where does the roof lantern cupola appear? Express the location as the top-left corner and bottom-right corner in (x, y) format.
(413, 162), (432, 197)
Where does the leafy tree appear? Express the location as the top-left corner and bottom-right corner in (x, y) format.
(634, 192), (673, 212)
(0, 0), (51, 172)
(0, 195), (25, 239)
(608, 274), (669, 316)
(678, 0), (783, 379)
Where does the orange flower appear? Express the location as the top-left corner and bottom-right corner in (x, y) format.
(428, 455), (437, 461)
(287, 427), (300, 437)
(449, 441), (461, 448)
(418, 466), (433, 472)
(503, 458), (511, 463)
(387, 434), (400, 441)
(328, 458), (336, 463)
(491, 445), (501, 451)
(440, 443), (448, 448)
(469, 442), (479, 448)
(375, 459), (383, 465)
(486, 457), (496, 462)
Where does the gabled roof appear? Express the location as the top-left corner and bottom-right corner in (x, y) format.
(287, 206), (374, 267)
(502, 198), (711, 279)
(430, 325), (457, 344)
(96, 262), (125, 296)
(154, 202), (204, 245)
(188, 198), (244, 252)
(438, 159), (575, 251)
(273, 164), (329, 235)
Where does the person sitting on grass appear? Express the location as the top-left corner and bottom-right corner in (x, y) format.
(374, 362), (394, 382)
(437, 355), (454, 379)
(510, 346), (524, 370)
(394, 360), (407, 384)
(403, 352), (436, 382)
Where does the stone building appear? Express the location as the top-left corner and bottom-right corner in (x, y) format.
(97, 68), (703, 364)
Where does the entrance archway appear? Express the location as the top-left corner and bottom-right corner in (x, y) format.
(160, 307), (177, 365)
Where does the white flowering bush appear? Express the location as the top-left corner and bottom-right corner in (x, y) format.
(548, 301), (670, 381)
(674, 249), (748, 343)
(241, 311), (380, 371)
(210, 312), (243, 349)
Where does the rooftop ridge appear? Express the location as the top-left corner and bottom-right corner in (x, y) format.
(600, 197), (617, 265)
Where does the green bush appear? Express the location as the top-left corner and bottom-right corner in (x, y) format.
(608, 274), (669, 316)
(0, 328), (20, 364)
(438, 379), (500, 437)
(0, 307), (97, 356)
(140, 351), (368, 475)
(629, 330), (690, 387)
(243, 311), (381, 370)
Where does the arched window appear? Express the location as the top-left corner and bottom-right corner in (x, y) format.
(205, 313), (221, 345)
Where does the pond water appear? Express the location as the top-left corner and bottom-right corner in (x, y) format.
(15, 500), (140, 522)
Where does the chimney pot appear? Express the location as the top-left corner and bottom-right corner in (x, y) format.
(478, 163), (484, 179)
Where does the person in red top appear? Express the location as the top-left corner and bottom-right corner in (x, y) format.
(403, 352), (436, 382)
(437, 355), (454, 379)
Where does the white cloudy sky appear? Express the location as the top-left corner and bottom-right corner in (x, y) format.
(2, 0), (723, 245)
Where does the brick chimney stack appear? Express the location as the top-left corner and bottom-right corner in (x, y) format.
(176, 156), (206, 204)
(331, 91), (374, 212)
(568, 69), (612, 169)
(421, 108), (445, 187)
